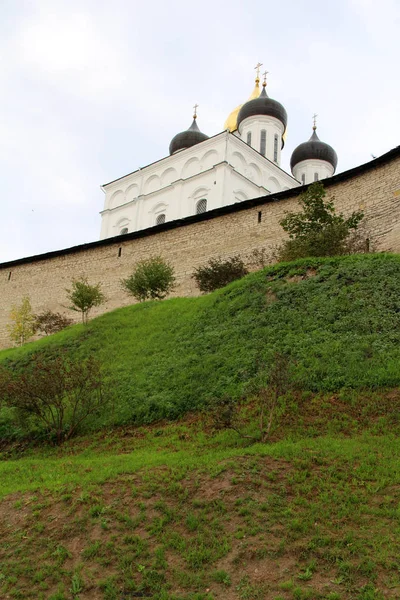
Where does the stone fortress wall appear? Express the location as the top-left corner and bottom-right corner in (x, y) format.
(1, 148), (399, 350)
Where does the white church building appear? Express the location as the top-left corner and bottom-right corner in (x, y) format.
(99, 69), (338, 240)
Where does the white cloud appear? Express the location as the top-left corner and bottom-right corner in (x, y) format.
(0, 0), (399, 262)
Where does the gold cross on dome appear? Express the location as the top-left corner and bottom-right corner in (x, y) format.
(193, 103), (199, 118)
(254, 62), (263, 78)
(262, 70), (269, 84)
(313, 113), (318, 129)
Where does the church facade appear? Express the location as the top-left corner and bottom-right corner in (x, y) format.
(100, 69), (338, 239)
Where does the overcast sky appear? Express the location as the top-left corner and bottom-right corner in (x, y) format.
(1, 0), (399, 263)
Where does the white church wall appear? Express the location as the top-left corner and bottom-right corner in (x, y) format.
(292, 159), (335, 185)
(100, 130), (299, 239)
(226, 135), (298, 194)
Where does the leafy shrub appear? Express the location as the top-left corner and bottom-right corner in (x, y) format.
(0, 353), (108, 444)
(34, 311), (73, 335)
(192, 255), (248, 292)
(121, 256), (175, 301)
(208, 353), (293, 442)
(276, 182), (364, 261)
(66, 278), (106, 324)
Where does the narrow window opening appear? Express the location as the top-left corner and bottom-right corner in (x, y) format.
(120, 227), (128, 235)
(260, 130), (266, 156)
(365, 238), (370, 253)
(274, 135), (278, 162)
(156, 213), (166, 225)
(314, 172), (319, 181)
(8, 271), (12, 281)
(246, 131), (252, 145)
(258, 211), (262, 224)
(196, 199), (207, 214)
(118, 247), (122, 257)
(301, 173), (306, 185)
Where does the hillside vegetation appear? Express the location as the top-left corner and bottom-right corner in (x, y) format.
(1, 253), (400, 599)
(1, 253), (400, 436)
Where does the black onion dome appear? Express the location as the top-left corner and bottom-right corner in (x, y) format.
(290, 129), (338, 171)
(237, 86), (288, 133)
(169, 118), (209, 155)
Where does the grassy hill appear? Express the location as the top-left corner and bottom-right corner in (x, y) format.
(1, 253), (400, 435)
(1, 253), (400, 599)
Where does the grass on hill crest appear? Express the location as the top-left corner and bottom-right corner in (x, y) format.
(1, 253), (400, 436)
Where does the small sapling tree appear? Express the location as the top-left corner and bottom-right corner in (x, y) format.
(277, 182), (364, 261)
(0, 353), (107, 444)
(209, 352), (293, 442)
(66, 278), (106, 324)
(121, 256), (175, 301)
(34, 311), (73, 335)
(192, 255), (248, 293)
(7, 296), (37, 346)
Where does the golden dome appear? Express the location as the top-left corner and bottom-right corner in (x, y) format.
(224, 79), (261, 132)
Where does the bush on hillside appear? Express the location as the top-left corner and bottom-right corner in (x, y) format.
(209, 352), (293, 442)
(276, 182), (365, 261)
(0, 353), (107, 444)
(34, 311), (73, 336)
(7, 296), (36, 346)
(66, 277), (106, 324)
(121, 256), (176, 301)
(192, 255), (248, 293)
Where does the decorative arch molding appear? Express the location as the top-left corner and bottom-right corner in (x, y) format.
(150, 201), (168, 215)
(125, 183), (139, 202)
(247, 162), (262, 185)
(266, 176), (281, 192)
(160, 167), (178, 187)
(113, 216), (131, 235)
(190, 186), (210, 199)
(143, 174), (160, 194)
(182, 157), (200, 179)
(201, 149), (219, 170)
(188, 186), (210, 213)
(109, 190), (124, 209)
(231, 151), (247, 172)
(150, 201), (168, 226)
(233, 190), (248, 203)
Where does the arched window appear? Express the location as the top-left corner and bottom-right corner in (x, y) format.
(274, 135), (278, 162)
(156, 213), (166, 225)
(247, 131), (252, 145)
(120, 227), (128, 235)
(196, 199), (207, 214)
(314, 172), (319, 181)
(301, 173), (306, 185)
(260, 130), (266, 156)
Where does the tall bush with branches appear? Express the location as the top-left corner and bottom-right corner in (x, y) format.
(121, 256), (175, 301)
(66, 278), (106, 324)
(210, 353), (293, 442)
(7, 296), (36, 346)
(192, 255), (248, 293)
(0, 353), (107, 444)
(276, 182), (364, 261)
(34, 311), (73, 335)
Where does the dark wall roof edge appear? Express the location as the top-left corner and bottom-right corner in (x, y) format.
(2, 145), (399, 270)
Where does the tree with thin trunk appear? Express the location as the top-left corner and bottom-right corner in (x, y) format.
(209, 352), (293, 442)
(7, 296), (36, 346)
(66, 278), (106, 324)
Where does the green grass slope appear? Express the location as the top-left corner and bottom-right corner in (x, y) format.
(1, 254), (400, 599)
(1, 413), (400, 599)
(1, 253), (400, 433)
